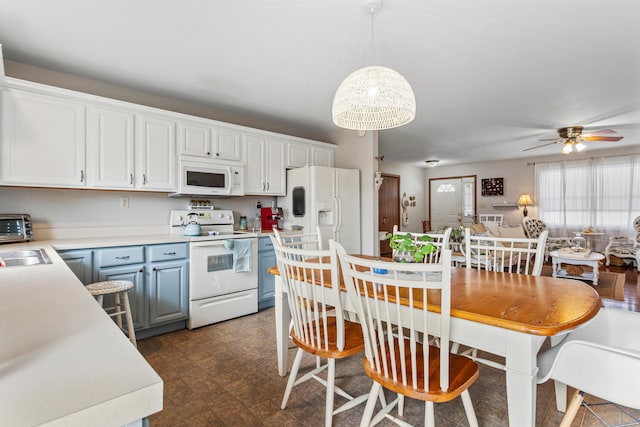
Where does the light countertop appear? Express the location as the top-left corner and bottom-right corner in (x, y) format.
(0, 244), (163, 426)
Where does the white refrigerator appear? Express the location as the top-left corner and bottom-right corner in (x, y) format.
(278, 165), (361, 254)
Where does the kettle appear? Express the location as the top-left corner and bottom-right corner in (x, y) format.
(182, 213), (202, 236)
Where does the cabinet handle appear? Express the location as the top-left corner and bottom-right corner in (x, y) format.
(139, 269), (143, 272)
(262, 182), (265, 191)
(80, 170), (84, 183)
(265, 243), (273, 247)
(163, 252), (176, 256)
(216, 153), (219, 156)
(142, 174), (147, 185)
(153, 267), (157, 271)
(266, 182), (270, 191)
(115, 256), (131, 260)
(129, 173), (134, 184)
(207, 152), (211, 156)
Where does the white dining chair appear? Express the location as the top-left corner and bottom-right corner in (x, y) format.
(334, 241), (479, 427)
(454, 228), (548, 369)
(537, 307), (640, 427)
(391, 225), (453, 264)
(270, 236), (369, 427)
(272, 226), (323, 250)
(460, 228), (548, 275)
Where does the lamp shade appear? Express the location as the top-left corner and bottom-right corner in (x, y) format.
(332, 66), (416, 131)
(517, 194), (533, 206)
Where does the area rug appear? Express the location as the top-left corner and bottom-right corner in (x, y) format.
(541, 265), (625, 301)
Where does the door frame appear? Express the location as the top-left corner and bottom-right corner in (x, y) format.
(428, 175), (477, 230)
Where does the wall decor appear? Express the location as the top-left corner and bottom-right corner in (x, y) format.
(481, 177), (504, 196)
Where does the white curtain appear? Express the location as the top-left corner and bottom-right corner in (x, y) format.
(535, 154), (640, 238)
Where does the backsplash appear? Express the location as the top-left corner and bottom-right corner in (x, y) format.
(0, 187), (275, 229)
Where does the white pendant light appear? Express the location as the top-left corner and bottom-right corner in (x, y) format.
(332, 0), (416, 131)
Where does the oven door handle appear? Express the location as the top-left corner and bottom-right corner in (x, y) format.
(190, 238), (254, 248)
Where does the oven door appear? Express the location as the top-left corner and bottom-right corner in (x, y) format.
(189, 238), (258, 300)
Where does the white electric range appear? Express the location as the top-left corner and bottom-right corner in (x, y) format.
(170, 209), (258, 329)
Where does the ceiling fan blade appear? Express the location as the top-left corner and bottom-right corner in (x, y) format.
(523, 142), (558, 152)
(540, 138), (562, 141)
(581, 135), (624, 142)
(583, 129), (618, 136)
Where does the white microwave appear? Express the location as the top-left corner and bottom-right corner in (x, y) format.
(172, 158), (245, 197)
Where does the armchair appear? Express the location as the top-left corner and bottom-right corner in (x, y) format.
(604, 216), (640, 271)
(522, 217), (573, 261)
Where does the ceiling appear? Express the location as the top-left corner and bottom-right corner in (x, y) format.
(0, 0), (638, 167)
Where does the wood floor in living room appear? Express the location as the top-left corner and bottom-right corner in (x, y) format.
(137, 264), (639, 427)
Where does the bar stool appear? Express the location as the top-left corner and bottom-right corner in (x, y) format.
(86, 280), (137, 347)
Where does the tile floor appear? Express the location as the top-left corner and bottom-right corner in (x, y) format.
(138, 304), (639, 426)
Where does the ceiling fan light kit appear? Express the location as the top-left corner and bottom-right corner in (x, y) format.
(331, 0), (416, 131)
(424, 159), (440, 167)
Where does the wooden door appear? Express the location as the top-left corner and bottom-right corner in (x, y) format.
(379, 174), (400, 257)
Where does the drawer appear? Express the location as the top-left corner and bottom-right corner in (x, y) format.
(96, 246), (145, 268)
(148, 243), (189, 262)
(258, 236), (275, 252)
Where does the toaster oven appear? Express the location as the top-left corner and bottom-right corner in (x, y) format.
(0, 214), (34, 243)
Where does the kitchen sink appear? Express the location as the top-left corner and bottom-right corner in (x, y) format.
(0, 248), (52, 268)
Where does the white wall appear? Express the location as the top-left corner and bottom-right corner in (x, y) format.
(380, 161), (426, 234)
(0, 186), (276, 230)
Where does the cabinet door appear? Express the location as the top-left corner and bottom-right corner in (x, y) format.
(1, 88), (86, 187)
(312, 146), (334, 167)
(258, 250), (276, 309)
(177, 121), (211, 158)
(148, 260), (188, 326)
(286, 141), (310, 169)
(244, 134), (265, 193)
(86, 105), (135, 188)
(58, 250), (94, 285)
(97, 265), (146, 329)
(264, 138), (286, 195)
(213, 126), (242, 161)
(137, 114), (177, 191)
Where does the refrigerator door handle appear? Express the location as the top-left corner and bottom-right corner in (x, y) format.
(334, 196), (342, 233)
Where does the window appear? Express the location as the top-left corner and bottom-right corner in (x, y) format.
(535, 154), (640, 235)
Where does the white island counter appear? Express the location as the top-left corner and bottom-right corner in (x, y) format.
(0, 244), (163, 426)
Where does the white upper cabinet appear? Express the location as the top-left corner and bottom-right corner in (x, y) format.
(212, 126), (243, 162)
(177, 122), (242, 162)
(286, 141), (310, 169)
(86, 105), (136, 188)
(177, 120), (211, 158)
(87, 106), (176, 191)
(244, 134), (285, 195)
(137, 113), (177, 191)
(311, 145), (334, 167)
(0, 87), (87, 187)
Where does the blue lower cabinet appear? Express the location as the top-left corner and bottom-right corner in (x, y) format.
(258, 236), (276, 310)
(97, 264), (146, 329)
(148, 260), (188, 326)
(58, 250), (94, 285)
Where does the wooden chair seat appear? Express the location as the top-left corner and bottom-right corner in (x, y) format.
(364, 341), (478, 403)
(292, 317), (364, 359)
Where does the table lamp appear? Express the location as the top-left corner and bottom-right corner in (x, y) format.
(517, 194), (533, 217)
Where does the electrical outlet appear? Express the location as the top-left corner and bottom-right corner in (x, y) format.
(120, 196), (129, 208)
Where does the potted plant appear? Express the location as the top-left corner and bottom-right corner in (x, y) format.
(384, 232), (436, 263)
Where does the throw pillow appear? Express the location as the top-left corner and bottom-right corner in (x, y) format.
(497, 225), (527, 239)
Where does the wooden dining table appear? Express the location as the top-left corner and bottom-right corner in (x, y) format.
(269, 261), (601, 427)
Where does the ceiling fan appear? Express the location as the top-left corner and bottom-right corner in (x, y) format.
(523, 126), (624, 154)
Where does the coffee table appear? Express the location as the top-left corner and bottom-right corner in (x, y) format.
(550, 250), (605, 286)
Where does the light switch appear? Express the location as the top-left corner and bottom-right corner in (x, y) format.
(120, 196), (129, 208)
